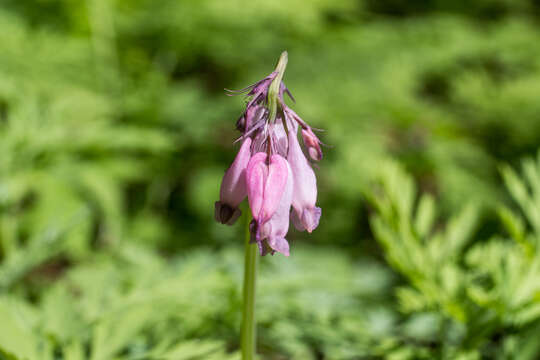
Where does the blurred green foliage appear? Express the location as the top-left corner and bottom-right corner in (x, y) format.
(366, 158), (540, 359)
(2, 0), (540, 358)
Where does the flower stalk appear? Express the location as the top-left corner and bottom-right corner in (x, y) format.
(215, 51), (326, 357)
(240, 210), (257, 360)
(268, 51), (288, 124)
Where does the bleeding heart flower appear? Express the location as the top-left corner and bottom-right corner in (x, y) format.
(251, 161), (293, 256)
(215, 137), (252, 225)
(215, 52), (325, 256)
(246, 152), (289, 225)
(287, 129), (321, 233)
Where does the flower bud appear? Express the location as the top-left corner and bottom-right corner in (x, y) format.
(301, 128), (323, 161)
(236, 113), (246, 133)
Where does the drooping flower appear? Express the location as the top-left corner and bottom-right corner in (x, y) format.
(246, 152), (289, 225)
(250, 160), (293, 256)
(287, 130), (321, 233)
(215, 137), (252, 225)
(215, 51), (325, 256)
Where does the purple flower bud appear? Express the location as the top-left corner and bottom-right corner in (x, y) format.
(236, 105), (266, 133)
(246, 152), (289, 225)
(236, 113), (246, 133)
(226, 72), (279, 110)
(287, 129), (321, 233)
(215, 137), (252, 225)
(301, 128), (323, 161)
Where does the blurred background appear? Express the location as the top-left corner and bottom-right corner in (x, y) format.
(2, 0), (540, 359)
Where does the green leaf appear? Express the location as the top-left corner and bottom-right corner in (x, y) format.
(0, 297), (42, 360)
(414, 194), (436, 240)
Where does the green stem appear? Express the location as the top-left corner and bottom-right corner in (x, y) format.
(268, 51), (288, 124)
(241, 212), (258, 360)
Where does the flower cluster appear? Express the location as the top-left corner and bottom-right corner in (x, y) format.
(214, 52), (323, 256)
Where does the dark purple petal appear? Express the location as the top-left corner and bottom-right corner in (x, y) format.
(214, 201), (242, 225)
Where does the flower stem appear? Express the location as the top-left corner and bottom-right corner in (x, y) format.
(268, 51), (288, 124)
(241, 211), (258, 360)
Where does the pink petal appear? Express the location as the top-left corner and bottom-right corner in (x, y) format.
(293, 206), (321, 233)
(219, 137), (252, 207)
(287, 130), (321, 232)
(268, 236), (290, 256)
(215, 138), (252, 225)
(259, 154), (288, 223)
(246, 152), (268, 220)
(246, 153), (289, 224)
(255, 161), (294, 256)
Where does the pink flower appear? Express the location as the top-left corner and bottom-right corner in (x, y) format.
(215, 52), (325, 256)
(287, 130), (321, 233)
(251, 161), (293, 256)
(215, 137), (252, 225)
(246, 152), (289, 225)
